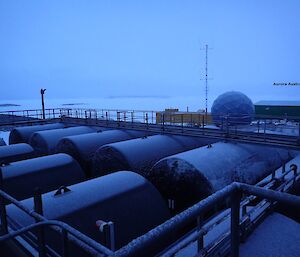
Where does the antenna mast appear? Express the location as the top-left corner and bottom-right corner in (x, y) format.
(205, 44), (208, 119)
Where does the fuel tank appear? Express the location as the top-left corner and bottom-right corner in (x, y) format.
(149, 142), (292, 212)
(9, 123), (65, 144)
(0, 143), (35, 163)
(1, 153), (85, 201)
(92, 134), (217, 177)
(29, 126), (97, 155)
(56, 129), (151, 177)
(6, 171), (171, 255)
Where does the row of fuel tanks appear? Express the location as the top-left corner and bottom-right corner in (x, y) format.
(1, 122), (297, 256)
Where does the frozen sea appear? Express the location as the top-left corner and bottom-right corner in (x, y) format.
(0, 93), (298, 113)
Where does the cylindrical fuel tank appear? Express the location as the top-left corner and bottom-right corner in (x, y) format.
(0, 143), (35, 163)
(149, 142), (292, 212)
(9, 123), (65, 144)
(56, 129), (151, 177)
(1, 153), (85, 201)
(6, 171), (170, 255)
(92, 135), (217, 177)
(29, 126), (97, 155)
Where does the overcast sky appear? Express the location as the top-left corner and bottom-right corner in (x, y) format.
(0, 0), (299, 100)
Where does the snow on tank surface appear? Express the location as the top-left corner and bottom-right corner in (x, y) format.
(29, 126), (97, 155)
(56, 129), (150, 176)
(1, 153), (85, 200)
(149, 142), (291, 212)
(92, 134), (217, 177)
(0, 143), (35, 163)
(6, 171), (170, 251)
(9, 123), (65, 144)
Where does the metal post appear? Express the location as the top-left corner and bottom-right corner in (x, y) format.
(33, 188), (46, 257)
(40, 89), (46, 119)
(0, 169), (8, 235)
(264, 119), (266, 141)
(230, 190), (241, 257)
(145, 113), (149, 129)
(282, 162), (286, 174)
(131, 112), (134, 124)
(226, 116), (229, 136)
(62, 229), (69, 257)
(162, 113), (165, 131)
(151, 111), (154, 124)
(291, 164), (298, 185)
(197, 215), (204, 253)
(117, 111), (120, 127)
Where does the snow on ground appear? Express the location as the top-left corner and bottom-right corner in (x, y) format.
(239, 212), (300, 257)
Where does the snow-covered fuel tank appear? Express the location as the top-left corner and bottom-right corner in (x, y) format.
(29, 126), (98, 155)
(56, 129), (152, 177)
(0, 153), (85, 201)
(92, 135), (218, 177)
(149, 142), (292, 212)
(9, 123), (65, 144)
(6, 171), (171, 255)
(0, 143), (35, 163)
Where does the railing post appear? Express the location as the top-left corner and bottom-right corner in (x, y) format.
(34, 188), (46, 257)
(151, 111), (154, 124)
(197, 214), (204, 253)
(230, 190), (241, 257)
(131, 111), (134, 124)
(145, 113), (149, 129)
(0, 168), (8, 235)
(264, 119), (266, 141)
(290, 164), (298, 185)
(117, 111), (120, 127)
(162, 113), (165, 131)
(62, 228), (69, 257)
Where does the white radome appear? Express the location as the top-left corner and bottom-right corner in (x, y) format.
(211, 91), (254, 125)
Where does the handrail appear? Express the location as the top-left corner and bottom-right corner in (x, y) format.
(112, 182), (300, 257)
(0, 186), (113, 257)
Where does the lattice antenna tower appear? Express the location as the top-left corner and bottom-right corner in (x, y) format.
(200, 44), (213, 120)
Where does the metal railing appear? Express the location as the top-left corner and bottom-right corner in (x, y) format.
(1, 171), (299, 257)
(1, 108), (300, 137)
(159, 162), (299, 257)
(0, 185), (113, 257)
(112, 181), (300, 257)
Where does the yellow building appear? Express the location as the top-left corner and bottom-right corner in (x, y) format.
(156, 108), (212, 126)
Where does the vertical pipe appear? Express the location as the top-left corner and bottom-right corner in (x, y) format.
(40, 89), (46, 119)
(34, 188), (46, 257)
(230, 191), (241, 257)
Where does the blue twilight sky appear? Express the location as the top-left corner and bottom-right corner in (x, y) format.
(0, 0), (300, 101)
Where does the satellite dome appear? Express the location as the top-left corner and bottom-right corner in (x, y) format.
(211, 91), (254, 126)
